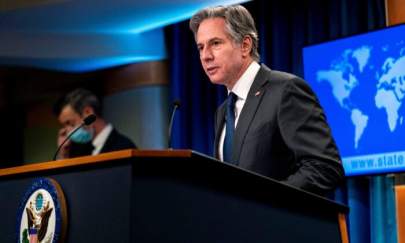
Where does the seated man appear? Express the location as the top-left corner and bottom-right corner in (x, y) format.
(54, 88), (136, 159)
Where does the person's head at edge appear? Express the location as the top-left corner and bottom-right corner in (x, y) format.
(189, 5), (260, 90)
(54, 88), (107, 144)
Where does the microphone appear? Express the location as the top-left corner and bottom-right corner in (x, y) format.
(168, 100), (180, 149)
(53, 114), (97, 161)
(83, 114), (96, 125)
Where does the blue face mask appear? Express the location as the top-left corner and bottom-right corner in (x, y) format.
(70, 127), (93, 144)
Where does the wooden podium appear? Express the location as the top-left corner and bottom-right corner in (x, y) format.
(0, 149), (348, 243)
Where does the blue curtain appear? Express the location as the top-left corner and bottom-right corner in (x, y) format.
(166, 0), (396, 242)
(166, 22), (226, 154)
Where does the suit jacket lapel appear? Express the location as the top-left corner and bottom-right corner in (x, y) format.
(99, 128), (116, 154)
(231, 64), (270, 164)
(214, 102), (226, 159)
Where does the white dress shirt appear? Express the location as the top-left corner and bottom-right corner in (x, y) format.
(218, 61), (261, 161)
(92, 123), (113, 155)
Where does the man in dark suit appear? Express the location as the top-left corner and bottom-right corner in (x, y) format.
(54, 88), (136, 159)
(190, 5), (344, 195)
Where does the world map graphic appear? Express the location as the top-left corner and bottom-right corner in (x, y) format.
(303, 27), (405, 175)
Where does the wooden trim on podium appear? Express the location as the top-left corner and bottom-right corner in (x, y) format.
(0, 149), (193, 177)
(338, 213), (349, 243)
(132, 149), (192, 158)
(396, 185), (405, 243)
(386, 0), (405, 26)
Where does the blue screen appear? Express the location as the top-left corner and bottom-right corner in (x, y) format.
(303, 24), (405, 176)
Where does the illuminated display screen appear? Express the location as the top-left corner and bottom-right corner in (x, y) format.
(303, 24), (405, 176)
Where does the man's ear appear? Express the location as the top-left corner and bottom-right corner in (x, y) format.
(82, 106), (95, 117)
(241, 35), (253, 58)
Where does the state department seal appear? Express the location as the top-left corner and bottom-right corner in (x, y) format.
(16, 178), (67, 243)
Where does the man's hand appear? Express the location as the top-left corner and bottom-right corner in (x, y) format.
(56, 127), (71, 159)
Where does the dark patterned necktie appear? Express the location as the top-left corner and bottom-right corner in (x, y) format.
(223, 92), (237, 164)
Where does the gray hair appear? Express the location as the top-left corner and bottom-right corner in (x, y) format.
(55, 88), (102, 117)
(189, 5), (260, 62)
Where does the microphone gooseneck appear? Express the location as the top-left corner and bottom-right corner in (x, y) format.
(168, 100), (181, 149)
(53, 114), (97, 161)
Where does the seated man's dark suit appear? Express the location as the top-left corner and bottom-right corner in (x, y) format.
(69, 128), (136, 158)
(214, 64), (344, 195)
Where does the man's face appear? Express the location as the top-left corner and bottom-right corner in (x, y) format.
(196, 17), (250, 89)
(58, 105), (83, 133)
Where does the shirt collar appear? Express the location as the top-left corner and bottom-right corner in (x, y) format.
(229, 61), (261, 100)
(92, 123), (113, 150)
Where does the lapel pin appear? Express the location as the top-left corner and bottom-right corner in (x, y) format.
(255, 91), (261, 96)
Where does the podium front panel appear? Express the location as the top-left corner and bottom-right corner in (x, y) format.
(0, 150), (347, 243)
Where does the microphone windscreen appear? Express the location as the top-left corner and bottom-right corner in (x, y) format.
(83, 114), (97, 125)
(173, 100), (181, 107)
